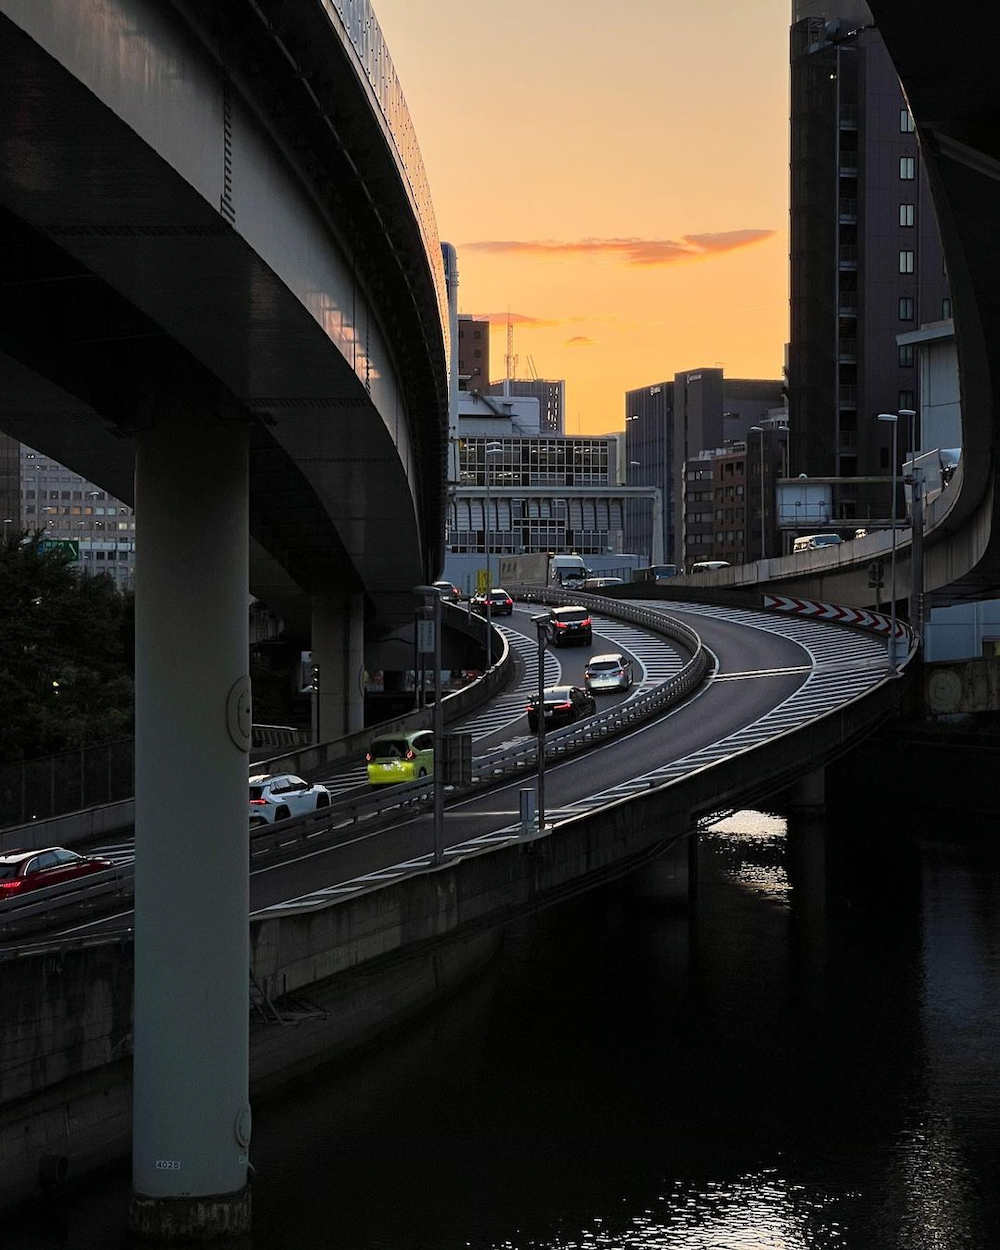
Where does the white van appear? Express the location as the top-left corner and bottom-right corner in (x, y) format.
(792, 534), (843, 553)
(690, 560), (731, 573)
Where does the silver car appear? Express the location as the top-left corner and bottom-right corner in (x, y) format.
(584, 653), (633, 694)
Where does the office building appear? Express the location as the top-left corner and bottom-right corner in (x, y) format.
(456, 314), (491, 392)
(684, 418), (789, 567)
(486, 378), (564, 434)
(788, 2), (950, 522)
(624, 369), (783, 565)
(20, 445), (135, 587)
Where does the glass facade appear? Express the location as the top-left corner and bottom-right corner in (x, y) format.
(448, 436), (624, 555)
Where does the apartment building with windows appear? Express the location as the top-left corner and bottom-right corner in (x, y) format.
(789, 2), (949, 522)
(456, 314), (490, 392)
(20, 445), (135, 587)
(624, 370), (783, 566)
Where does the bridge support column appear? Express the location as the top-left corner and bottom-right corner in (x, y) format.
(628, 835), (698, 905)
(788, 765), (826, 813)
(311, 590), (365, 742)
(131, 412), (251, 1239)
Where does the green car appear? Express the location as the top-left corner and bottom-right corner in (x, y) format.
(365, 730), (435, 787)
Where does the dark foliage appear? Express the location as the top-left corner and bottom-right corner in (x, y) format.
(0, 532), (134, 760)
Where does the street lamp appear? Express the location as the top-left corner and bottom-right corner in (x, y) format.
(530, 612), (553, 833)
(897, 407), (920, 647)
(414, 584), (445, 865)
(483, 441), (503, 669)
(749, 427), (767, 560)
(877, 413), (900, 669)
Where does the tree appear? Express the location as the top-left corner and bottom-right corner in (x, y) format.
(0, 532), (134, 760)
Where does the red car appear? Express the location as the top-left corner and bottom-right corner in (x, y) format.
(0, 847), (114, 896)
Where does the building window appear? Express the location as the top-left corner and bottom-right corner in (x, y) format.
(899, 390), (915, 410)
(899, 203), (914, 227)
(898, 344), (915, 367)
(942, 297), (952, 319)
(899, 156), (915, 180)
(899, 250), (915, 274)
(900, 108), (915, 133)
(899, 296), (915, 320)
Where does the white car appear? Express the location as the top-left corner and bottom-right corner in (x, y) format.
(584, 653), (634, 693)
(248, 773), (331, 826)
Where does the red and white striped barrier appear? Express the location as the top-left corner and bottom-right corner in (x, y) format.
(762, 594), (907, 638)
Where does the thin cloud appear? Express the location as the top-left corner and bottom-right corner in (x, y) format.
(563, 335), (595, 348)
(467, 312), (566, 328)
(463, 229), (774, 267)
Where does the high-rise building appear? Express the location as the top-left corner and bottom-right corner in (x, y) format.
(624, 369), (783, 565)
(0, 433), (19, 538)
(788, 3), (949, 522)
(456, 315), (491, 392)
(20, 445), (135, 587)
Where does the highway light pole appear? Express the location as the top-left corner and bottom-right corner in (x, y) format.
(415, 585), (445, 864)
(531, 612), (552, 833)
(897, 407), (921, 649)
(877, 413), (899, 670)
(483, 441), (502, 669)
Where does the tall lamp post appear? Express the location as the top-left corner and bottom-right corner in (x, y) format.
(897, 407), (920, 648)
(877, 413), (900, 669)
(530, 613), (552, 833)
(748, 426), (767, 560)
(483, 441), (503, 669)
(414, 585), (445, 865)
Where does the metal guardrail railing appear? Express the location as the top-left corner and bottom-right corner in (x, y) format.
(0, 596), (707, 939)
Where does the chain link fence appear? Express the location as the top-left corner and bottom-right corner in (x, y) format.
(0, 741), (134, 829)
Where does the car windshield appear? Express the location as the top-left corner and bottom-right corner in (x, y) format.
(588, 660), (620, 672)
(248, 787), (264, 801)
(370, 739), (408, 758)
(0, 864), (20, 880)
(553, 609), (587, 622)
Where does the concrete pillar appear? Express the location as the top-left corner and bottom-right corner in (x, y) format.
(311, 590), (365, 742)
(628, 834), (698, 905)
(130, 412), (251, 1238)
(787, 765), (826, 813)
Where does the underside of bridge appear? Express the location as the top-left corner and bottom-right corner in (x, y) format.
(0, 0), (449, 1235)
(866, 1), (1000, 604)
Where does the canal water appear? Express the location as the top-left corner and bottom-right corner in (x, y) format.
(10, 806), (1000, 1249)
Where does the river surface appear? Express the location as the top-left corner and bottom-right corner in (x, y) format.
(10, 807), (1000, 1249)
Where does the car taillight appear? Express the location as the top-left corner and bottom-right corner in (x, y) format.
(554, 620), (567, 629)
(365, 752), (373, 762)
(406, 748), (416, 760)
(0, 880), (23, 892)
(554, 701), (572, 710)
(249, 798), (267, 806)
(581, 617), (592, 627)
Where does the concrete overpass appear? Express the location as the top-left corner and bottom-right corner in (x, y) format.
(0, 0), (448, 1234)
(673, 1), (1000, 617)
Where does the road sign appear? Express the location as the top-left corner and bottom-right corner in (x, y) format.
(38, 538), (80, 560)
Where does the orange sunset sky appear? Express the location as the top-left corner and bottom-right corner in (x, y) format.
(373, 0), (792, 435)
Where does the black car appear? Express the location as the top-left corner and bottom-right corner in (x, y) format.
(526, 685), (597, 732)
(470, 587), (514, 616)
(546, 605), (593, 646)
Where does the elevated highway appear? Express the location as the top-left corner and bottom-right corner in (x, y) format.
(0, 591), (909, 1217)
(0, 1), (450, 1231)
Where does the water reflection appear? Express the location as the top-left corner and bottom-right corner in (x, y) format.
(8, 809), (1000, 1249)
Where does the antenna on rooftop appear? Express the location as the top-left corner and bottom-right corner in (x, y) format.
(505, 314), (517, 384)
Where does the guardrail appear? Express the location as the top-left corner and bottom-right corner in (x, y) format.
(0, 596), (708, 938)
(254, 602), (513, 779)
